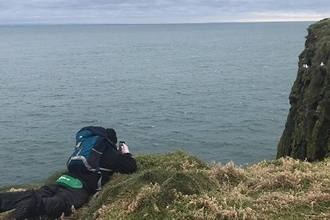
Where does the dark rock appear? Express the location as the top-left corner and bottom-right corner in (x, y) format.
(277, 18), (330, 161)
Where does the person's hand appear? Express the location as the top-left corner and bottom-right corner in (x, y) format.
(121, 143), (130, 154)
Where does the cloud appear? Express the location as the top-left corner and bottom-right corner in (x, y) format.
(0, 0), (328, 24)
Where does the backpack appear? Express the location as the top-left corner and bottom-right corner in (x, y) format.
(67, 126), (114, 173)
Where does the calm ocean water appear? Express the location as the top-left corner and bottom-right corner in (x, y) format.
(0, 22), (313, 187)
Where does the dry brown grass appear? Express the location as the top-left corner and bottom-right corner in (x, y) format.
(203, 157), (330, 219)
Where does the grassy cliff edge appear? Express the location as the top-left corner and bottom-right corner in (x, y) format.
(2, 150), (330, 220)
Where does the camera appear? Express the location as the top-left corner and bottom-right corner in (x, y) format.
(118, 141), (125, 152)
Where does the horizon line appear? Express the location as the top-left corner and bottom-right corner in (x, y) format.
(0, 19), (319, 26)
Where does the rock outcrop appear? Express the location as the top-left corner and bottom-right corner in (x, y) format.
(277, 18), (330, 161)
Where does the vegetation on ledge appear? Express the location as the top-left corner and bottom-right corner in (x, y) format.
(2, 150), (330, 220)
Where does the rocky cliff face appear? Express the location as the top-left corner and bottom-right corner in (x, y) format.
(277, 18), (330, 161)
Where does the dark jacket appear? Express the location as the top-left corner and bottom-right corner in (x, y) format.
(66, 141), (137, 194)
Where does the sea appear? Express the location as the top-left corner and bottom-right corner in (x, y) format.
(0, 21), (314, 187)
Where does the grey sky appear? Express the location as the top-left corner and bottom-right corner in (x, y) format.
(0, 0), (328, 24)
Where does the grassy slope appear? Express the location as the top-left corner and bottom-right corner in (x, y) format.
(2, 151), (330, 220)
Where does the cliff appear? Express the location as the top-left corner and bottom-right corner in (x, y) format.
(2, 151), (330, 219)
(277, 18), (330, 161)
